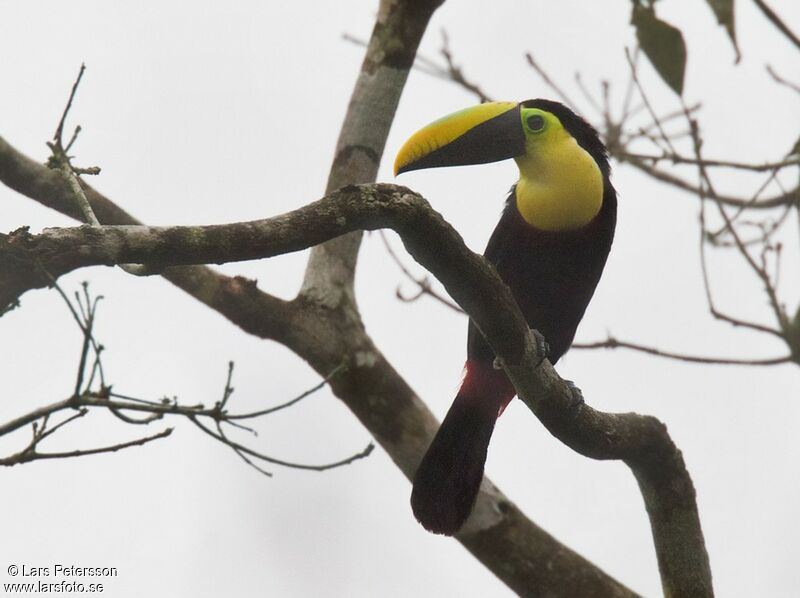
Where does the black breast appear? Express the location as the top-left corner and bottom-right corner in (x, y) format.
(467, 181), (617, 365)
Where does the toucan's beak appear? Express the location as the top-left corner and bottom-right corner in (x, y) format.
(394, 102), (526, 176)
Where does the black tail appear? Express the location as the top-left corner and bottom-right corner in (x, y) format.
(411, 360), (515, 535)
(411, 391), (497, 534)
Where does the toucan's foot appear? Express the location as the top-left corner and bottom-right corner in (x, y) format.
(530, 328), (550, 366)
(564, 380), (585, 411)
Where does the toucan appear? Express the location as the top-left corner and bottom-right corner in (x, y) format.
(394, 99), (617, 535)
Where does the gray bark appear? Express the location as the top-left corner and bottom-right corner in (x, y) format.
(0, 179), (712, 596)
(0, 0), (713, 595)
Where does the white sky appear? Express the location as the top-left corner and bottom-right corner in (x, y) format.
(1, 1), (799, 597)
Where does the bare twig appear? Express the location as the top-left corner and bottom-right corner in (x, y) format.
(37, 409), (89, 442)
(218, 360), (235, 411)
(53, 64), (86, 144)
(694, 143), (784, 339)
(228, 363), (347, 420)
(682, 103), (792, 355)
(72, 282), (101, 396)
(404, 42), (797, 213)
(572, 336), (792, 366)
(618, 46), (640, 125)
(45, 66), (158, 279)
(213, 418), (274, 477)
(766, 65), (800, 94)
(619, 151), (800, 172)
(0, 282), (369, 473)
(622, 103), (701, 140)
(574, 72), (603, 117)
(752, 0), (800, 50)
(342, 30), (495, 104)
(439, 31), (492, 103)
(190, 415), (374, 472)
(624, 47), (677, 155)
(47, 65), (101, 226)
(619, 154), (797, 209)
(343, 33), (442, 79)
(0, 428), (174, 466)
(379, 230), (464, 313)
(47, 148), (100, 226)
(524, 52), (579, 110)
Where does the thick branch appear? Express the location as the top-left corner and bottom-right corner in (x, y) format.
(0, 95), (637, 598)
(0, 185), (422, 310)
(2, 148), (640, 593)
(300, 0), (442, 306)
(1, 181), (711, 594)
(0, 135), (295, 341)
(0, 1), (694, 591)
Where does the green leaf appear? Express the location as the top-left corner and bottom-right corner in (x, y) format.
(787, 304), (800, 361)
(705, 0), (740, 62)
(631, 2), (687, 95)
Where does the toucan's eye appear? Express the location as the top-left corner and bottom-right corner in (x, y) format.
(527, 114), (545, 132)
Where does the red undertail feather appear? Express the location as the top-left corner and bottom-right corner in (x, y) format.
(410, 360), (516, 535)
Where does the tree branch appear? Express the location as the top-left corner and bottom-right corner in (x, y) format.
(618, 152), (797, 209)
(752, 0), (800, 51)
(573, 336), (793, 366)
(2, 180), (711, 594)
(618, 151), (800, 173)
(0, 134), (296, 345)
(404, 41), (798, 210)
(766, 64), (800, 94)
(0, 428), (174, 466)
(0, 0), (705, 591)
(0, 74), (641, 598)
(300, 0), (443, 307)
(0, 281), (374, 474)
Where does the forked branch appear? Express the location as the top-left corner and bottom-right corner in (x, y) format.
(1, 182), (712, 595)
(0, 282), (372, 474)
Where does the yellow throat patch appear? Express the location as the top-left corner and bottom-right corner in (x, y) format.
(514, 111), (604, 231)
